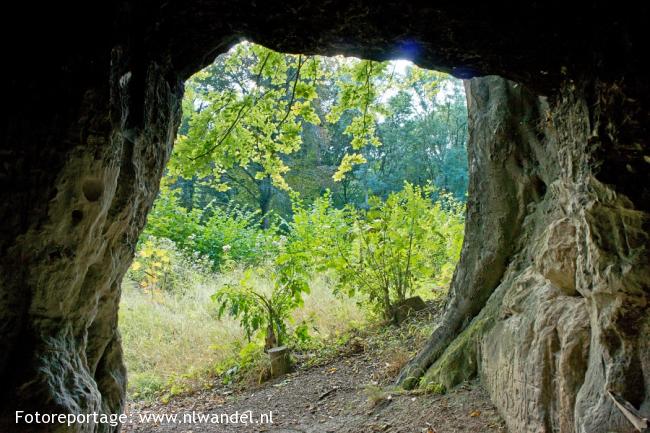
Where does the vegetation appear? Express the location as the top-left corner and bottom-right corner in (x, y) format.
(120, 269), (364, 400)
(119, 41), (468, 400)
(169, 41), (467, 218)
(324, 184), (463, 321)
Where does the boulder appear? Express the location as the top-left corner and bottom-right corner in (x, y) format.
(392, 296), (428, 324)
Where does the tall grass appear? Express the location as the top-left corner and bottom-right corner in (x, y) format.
(119, 267), (365, 400)
(119, 277), (242, 399)
(292, 272), (366, 337)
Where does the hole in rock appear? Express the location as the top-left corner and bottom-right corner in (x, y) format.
(120, 41), (471, 423)
(82, 178), (103, 202)
(71, 210), (83, 225)
(531, 174), (547, 202)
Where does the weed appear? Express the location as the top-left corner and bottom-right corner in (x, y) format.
(422, 381), (447, 395)
(364, 384), (390, 408)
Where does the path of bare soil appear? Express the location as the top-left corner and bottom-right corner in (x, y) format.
(124, 333), (506, 433)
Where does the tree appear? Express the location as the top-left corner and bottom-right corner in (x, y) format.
(169, 42), (322, 227)
(168, 43), (399, 221)
(349, 69), (468, 202)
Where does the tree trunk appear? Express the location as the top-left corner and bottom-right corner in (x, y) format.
(268, 346), (291, 377)
(259, 175), (273, 230)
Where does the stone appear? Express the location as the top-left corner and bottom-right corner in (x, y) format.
(535, 218), (578, 296)
(392, 296), (427, 324)
(402, 76), (649, 433)
(1, 2), (648, 432)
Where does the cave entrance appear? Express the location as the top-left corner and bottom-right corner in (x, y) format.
(0, 0), (650, 432)
(119, 41), (469, 407)
(2, 4), (648, 433)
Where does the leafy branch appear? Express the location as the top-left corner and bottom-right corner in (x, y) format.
(276, 54), (305, 132)
(190, 51), (273, 161)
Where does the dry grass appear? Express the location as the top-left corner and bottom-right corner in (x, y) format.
(119, 267), (365, 400)
(381, 346), (412, 378)
(292, 272), (366, 338)
(119, 278), (244, 399)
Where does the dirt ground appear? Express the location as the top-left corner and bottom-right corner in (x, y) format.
(124, 339), (507, 433)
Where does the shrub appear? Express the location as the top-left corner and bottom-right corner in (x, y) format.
(263, 184), (464, 323)
(128, 237), (211, 296)
(211, 259), (311, 351)
(319, 183), (464, 322)
(143, 185), (279, 270)
(287, 191), (354, 275)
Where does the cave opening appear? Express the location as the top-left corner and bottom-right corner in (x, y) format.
(119, 41), (472, 411)
(1, 4), (649, 433)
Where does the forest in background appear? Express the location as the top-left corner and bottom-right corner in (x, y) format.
(119, 42), (469, 400)
(171, 42), (467, 218)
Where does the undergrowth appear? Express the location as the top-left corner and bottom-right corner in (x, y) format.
(119, 268), (368, 401)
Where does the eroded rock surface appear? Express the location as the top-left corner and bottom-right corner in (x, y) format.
(0, 48), (182, 432)
(408, 77), (649, 433)
(1, 2), (648, 432)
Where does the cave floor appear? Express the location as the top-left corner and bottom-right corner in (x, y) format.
(124, 344), (506, 433)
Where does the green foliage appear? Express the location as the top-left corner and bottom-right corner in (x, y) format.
(143, 185), (277, 270)
(289, 184), (464, 322)
(284, 191), (352, 274)
(333, 153), (367, 182)
(170, 42), (323, 192)
(355, 75), (468, 202)
(326, 59), (387, 151)
(128, 237), (211, 296)
(211, 260), (310, 348)
(122, 41), (471, 400)
(166, 41), (469, 227)
(347, 184), (463, 320)
(292, 322), (312, 345)
(128, 371), (165, 401)
(237, 341), (265, 370)
(209, 192), (350, 353)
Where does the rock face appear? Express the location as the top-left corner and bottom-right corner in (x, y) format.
(0, 51), (182, 431)
(403, 76), (650, 432)
(1, 2), (648, 432)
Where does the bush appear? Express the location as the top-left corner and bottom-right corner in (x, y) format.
(289, 183), (464, 322)
(210, 193), (354, 352)
(212, 251), (312, 351)
(342, 183), (464, 321)
(128, 237), (211, 296)
(143, 185), (279, 270)
(286, 191), (353, 275)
